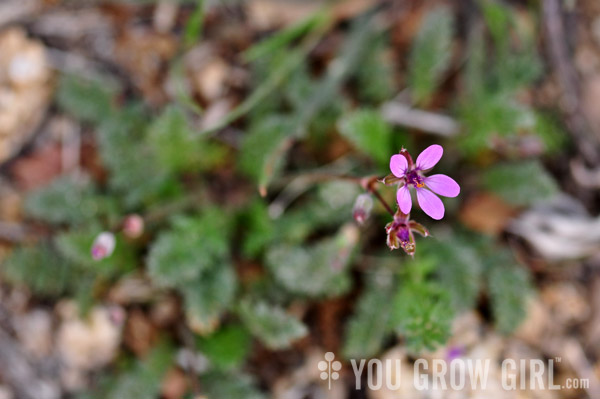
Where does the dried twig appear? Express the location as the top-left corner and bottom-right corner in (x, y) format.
(0, 0), (40, 28)
(542, 0), (600, 165)
(381, 102), (460, 137)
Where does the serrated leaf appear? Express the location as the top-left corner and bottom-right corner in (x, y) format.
(98, 104), (181, 207)
(57, 74), (117, 125)
(1, 244), (77, 296)
(338, 109), (392, 165)
(201, 370), (266, 399)
(147, 106), (227, 173)
(238, 300), (307, 350)
(482, 160), (558, 206)
(197, 324), (251, 370)
(265, 235), (353, 298)
(106, 341), (174, 399)
(239, 199), (275, 259)
(486, 252), (532, 334)
(147, 209), (231, 287)
(238, 115), (295, 192)
(409, 6), (454, 104)
(182, 264), (237, 335)
(421, 237), (482, 311)
(390, 281), (454, 352)
(343, 273), (394, 359)
(355, 34), (394, 103)
(25, 175), (117, 226)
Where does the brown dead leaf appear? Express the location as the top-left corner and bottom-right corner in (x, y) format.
(150, 295), (180, 328)
(115, 28), (177, 106)
(124, 308), (157, 357)
(161, 367), (188, 399)
(10, 143), (62, 191)
(459, 192), (517, 235)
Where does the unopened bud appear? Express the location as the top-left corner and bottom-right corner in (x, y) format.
(91, 232), (116, 261)
(352, 193), (373, 225)
(122, 214), (144, 239)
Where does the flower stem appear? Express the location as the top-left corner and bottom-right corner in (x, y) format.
(362, 177), (395, 216)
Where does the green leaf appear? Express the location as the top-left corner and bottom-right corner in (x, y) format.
(197, 324), (251, 370)
(486, 251), (532, 334)
(243, 12), (328, 62)
(147, 106), (227, 173)
(57, 74), (117, 125)
(275, 181), (361, 244)
(390, 281), (454, 352)
(408, 6), (454, 104)
(265, 233), (353, 298)
(238, 115), (295, 192)
(355, 34), (394, 103)
(338, 109), (392, 165)
(239, 199), (276, 259)
(1, 244), (77, 297)
(181, 263), (237, 334)
(343, 273), (395, 359)
(183, 0), (204, 49)
(420, 237), (482, 311)
(147, 209), (231, 287)
(98, 104), (181, 207)
(482, 160), (558, 206)
(25, 175), (117, 226)
(238, 300), (308, 350)
(201, 370), (266, 399)
(106, 340), (174, 399)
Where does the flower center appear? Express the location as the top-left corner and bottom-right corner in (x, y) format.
(406, 170), (425, 188)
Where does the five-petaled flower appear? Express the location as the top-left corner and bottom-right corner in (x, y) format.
(389, 144), (460, 220)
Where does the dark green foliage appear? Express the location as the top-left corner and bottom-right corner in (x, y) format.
(1, 244), (76, 297)
(343, 273), (395, 359)
(338, 109), (393, 166)
(239, 199), (276, 259)
(181, 263), (237, 331)
(486, 250), (532, 334)
(238, 300), (308, 349)
(105, 341), (174, 399)
(265, 234), (353, 298)
(25, 174), (117, 226)
(201, 370), (266, 399)
(56, 75), (117, 125)
(197, 324), (252, 370)
(421, 237), (482, 311)
(482, 160), (558, 206)
(408, 6), (454, 104)
(147, 208), (232, 287)
(147, 106), (227, 173)
(391, 280), (454, 352)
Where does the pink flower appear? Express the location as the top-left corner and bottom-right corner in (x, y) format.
(389, 145), (460, 220)
(91, 232), (116, 261)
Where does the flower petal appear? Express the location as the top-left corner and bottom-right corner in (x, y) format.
(389, 154), (408, 177)
(416, 144), (443, 170)
(416, 188), (445, 220)
(397, 185), (412, 214)
(425, 174), (460, 197)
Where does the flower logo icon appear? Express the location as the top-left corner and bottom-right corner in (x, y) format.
(318, 352), (342, 389)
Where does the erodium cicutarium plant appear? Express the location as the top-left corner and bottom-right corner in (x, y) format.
(355, 145), (460, 256)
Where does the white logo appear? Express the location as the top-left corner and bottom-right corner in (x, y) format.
(318, 352), (342, 389)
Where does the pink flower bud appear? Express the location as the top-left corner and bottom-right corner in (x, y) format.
(122, 214), (144, 239)
(91, 232), (116, 261)
(352, 193), (373, 225)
